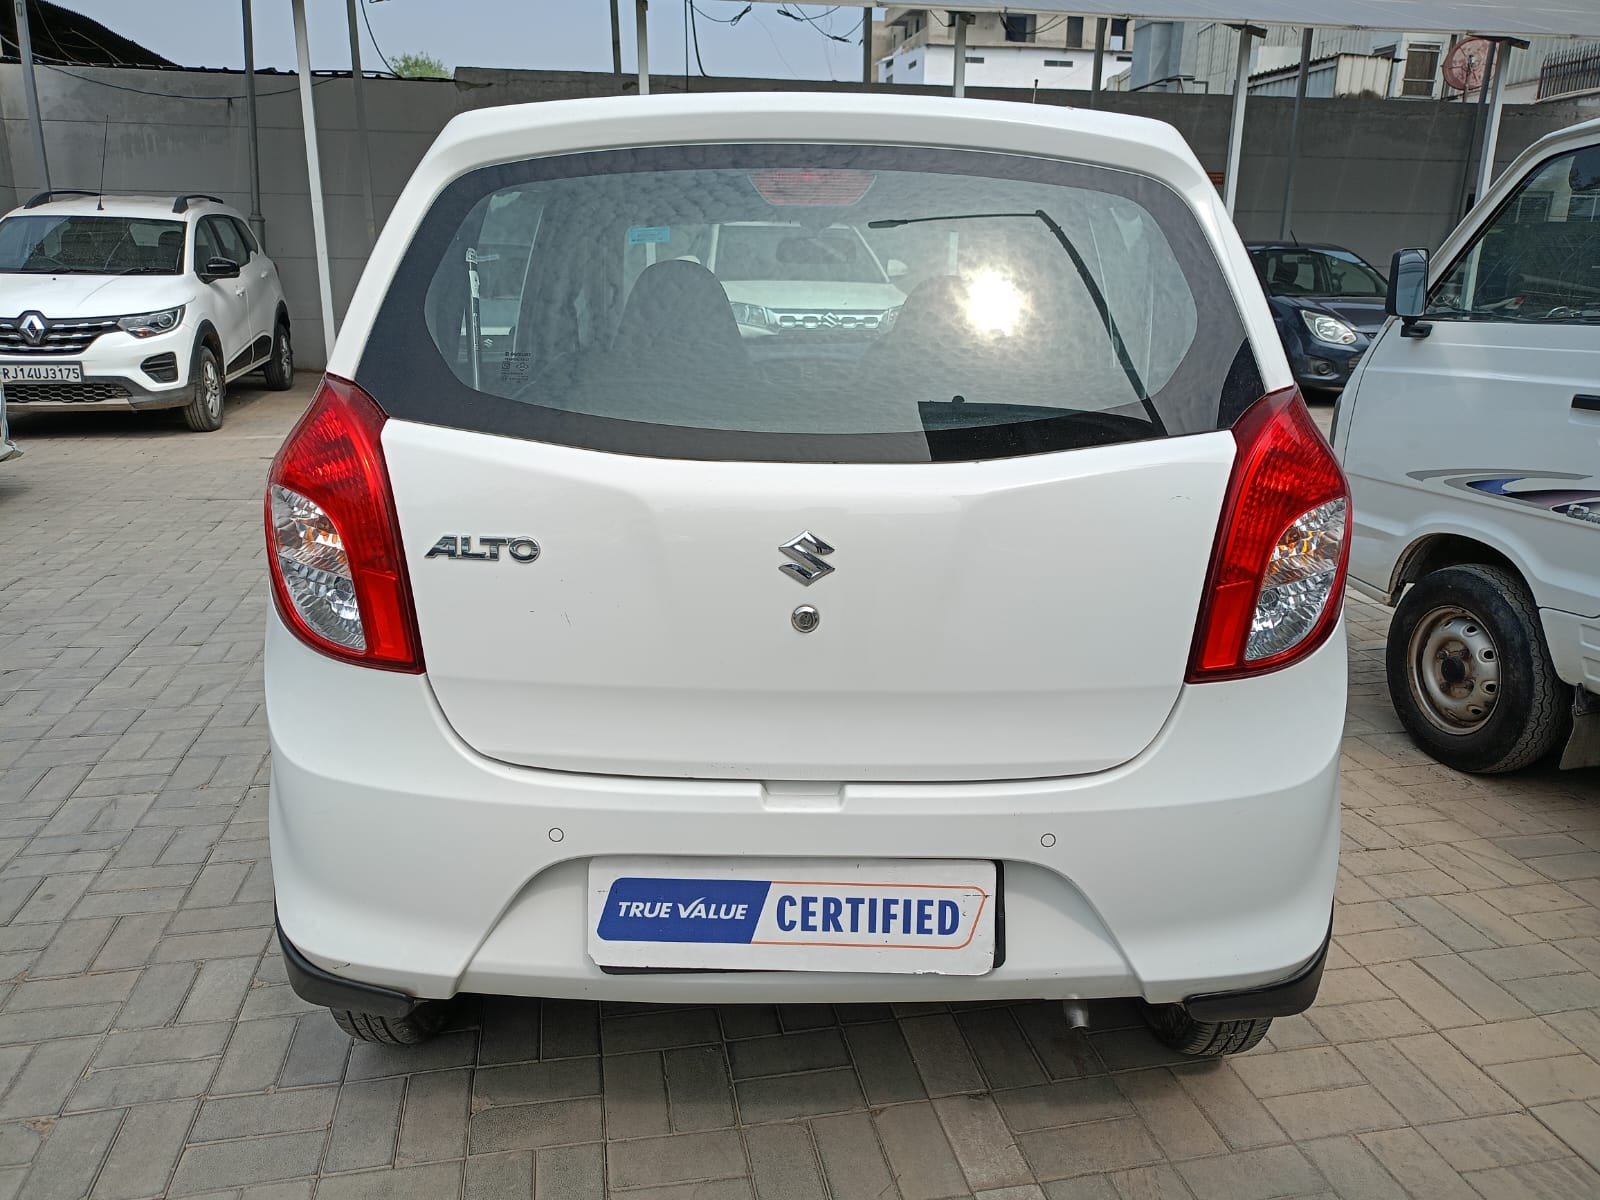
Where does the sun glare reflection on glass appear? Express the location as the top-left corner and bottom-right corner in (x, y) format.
(964, 270), (1027, 336)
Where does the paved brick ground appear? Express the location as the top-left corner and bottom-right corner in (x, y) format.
(1, 382), (1598, 1200)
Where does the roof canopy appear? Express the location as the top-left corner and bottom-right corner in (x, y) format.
(753, 2), (1599, 38)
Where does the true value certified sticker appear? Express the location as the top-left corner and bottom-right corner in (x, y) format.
(587, 857), (996, 975)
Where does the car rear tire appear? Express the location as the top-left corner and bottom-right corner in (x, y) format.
(1139, 1001), (1271, 1056)
(1386, 564), (1567, 774)
(181, 344), (224, 432)
(263, 321), (294, 391)
(331, 1003), (446, 1045)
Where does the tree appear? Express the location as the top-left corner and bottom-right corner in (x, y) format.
(390, 52), (451, 80)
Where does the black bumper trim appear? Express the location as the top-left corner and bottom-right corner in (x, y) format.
(1182, 918), (1331, 1023)
(277, 917), (418, 1019)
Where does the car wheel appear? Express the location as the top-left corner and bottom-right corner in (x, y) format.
(1386, 563), (1568, 773)
(331, 1003), (446, 1045)
(181, 344), (224, 432)
(263, 321), (294, 391)
(1139, 1001), (1271, 1056)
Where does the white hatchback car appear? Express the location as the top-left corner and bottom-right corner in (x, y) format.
(0, 192), (293, 430)
(266, 94), (1348, 1054)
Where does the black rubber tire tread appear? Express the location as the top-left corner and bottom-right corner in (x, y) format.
(331, 1003), (445, 1045)
(181, 343), (224, 432)
(1386, 563), (1567, 774)
(263, 321), (294, 390)
(1139, 1001), (1272, 1056)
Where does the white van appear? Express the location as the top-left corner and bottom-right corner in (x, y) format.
(1334, 117), (1600, 774)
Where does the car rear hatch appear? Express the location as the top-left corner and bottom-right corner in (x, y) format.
(344, 138), (1274, 781)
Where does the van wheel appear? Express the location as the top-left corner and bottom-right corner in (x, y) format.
(331, 1003), (446, 1045)
(263, 321), (294, 390)
(181, 344), (224, 432)
(1387, 564), (1567, 773)
(1139, 1001), (1271, 1056)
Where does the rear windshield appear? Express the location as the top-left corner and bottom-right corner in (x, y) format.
(360, 144), (1260, 463)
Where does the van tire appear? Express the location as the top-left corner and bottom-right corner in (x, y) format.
(331, 1003), (446, 1045)
(1139, 1002), (1271, 1056)
(1387, 564), (1567, 773)
(181, 343), (224, 432)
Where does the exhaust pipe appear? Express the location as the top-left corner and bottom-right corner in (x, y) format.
(1062, 999), (1091, 1030)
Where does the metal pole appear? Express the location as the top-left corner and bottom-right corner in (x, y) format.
(1474, 41), (1509, 205)
(635, 0), (649, 94)
(952, 12), (968, 98)
(1091, 18), (1107, 107)
(610, 0), (623, 75)
(292, 0), (338, 363)
(14, 0), (49, 192)
(1223, 25), (1256, 217)
(1279, 26), (1313, 239)
(344, 0), (377, 248)
(242, 0), (265, 248)
(1459, 39), (1496, 216)
(862, 7), (872, 84)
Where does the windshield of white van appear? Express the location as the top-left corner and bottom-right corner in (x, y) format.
(1431, 144), (1600, 323)
(360, 144), (1261, 463)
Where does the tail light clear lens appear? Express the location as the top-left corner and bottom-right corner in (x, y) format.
(265, 376), (423, 672)
(1188, 387), (1350, 682)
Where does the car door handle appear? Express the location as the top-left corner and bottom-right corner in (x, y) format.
(1573, 394), (1600, 412)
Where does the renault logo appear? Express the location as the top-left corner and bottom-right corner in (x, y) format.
(778, 531), (834, 585)
(18, 312), (46, 345)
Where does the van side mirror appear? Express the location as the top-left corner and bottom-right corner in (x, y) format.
(885, 258), (909, 279)
(1387, 248), (1431, 338)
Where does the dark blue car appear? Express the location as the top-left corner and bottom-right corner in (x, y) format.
(1247, 242), (1388, 398)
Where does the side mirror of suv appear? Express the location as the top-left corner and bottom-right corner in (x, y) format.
(1387, 248), (1431, 338)
(200, 257), (241, 283)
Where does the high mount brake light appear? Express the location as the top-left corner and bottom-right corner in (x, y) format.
(265, 376), (424, 673)
(749, 169), (876, 206)
(1188, 387), (1350, 682)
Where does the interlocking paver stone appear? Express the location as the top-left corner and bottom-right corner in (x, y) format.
(2, 388), (1599, 1197)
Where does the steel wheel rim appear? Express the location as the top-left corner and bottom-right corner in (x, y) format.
(277, 332), (292, 377)
(1406, 604), (1501, 735)
(203, 359), (222, 418)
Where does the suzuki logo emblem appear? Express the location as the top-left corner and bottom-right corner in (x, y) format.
(18, 312), (46, 345)
(778, 531), (834, 585)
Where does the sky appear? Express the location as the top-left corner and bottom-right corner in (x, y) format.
(54, 0), (874, 82)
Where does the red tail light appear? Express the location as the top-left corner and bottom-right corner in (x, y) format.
(265, 375), (423, 673)
(1188, 387), (1350, 682)
(749, 169), (875, 205)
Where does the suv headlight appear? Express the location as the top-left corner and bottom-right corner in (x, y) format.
(117, 306), (185, 338)
(731, 302), (772, 330)
(1300, 310), (1357, 346)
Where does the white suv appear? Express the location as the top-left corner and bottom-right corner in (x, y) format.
(265, 94), (1348, 1055)
(0, 192), (293, 430)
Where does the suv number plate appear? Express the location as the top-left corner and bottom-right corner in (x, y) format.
(0, 363), (82, 383)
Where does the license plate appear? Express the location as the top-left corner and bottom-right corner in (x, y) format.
(0, 362), (82, 383)
(588, 857), (997, 975)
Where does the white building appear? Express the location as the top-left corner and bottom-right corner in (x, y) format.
(874, 8), (1134, 91)
(1125, 20), (1600, 104)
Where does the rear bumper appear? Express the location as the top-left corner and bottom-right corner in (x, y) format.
(266, 610), (1345, 1007)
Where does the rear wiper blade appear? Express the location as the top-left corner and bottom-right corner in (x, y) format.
(868, 210), (1161, 433)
